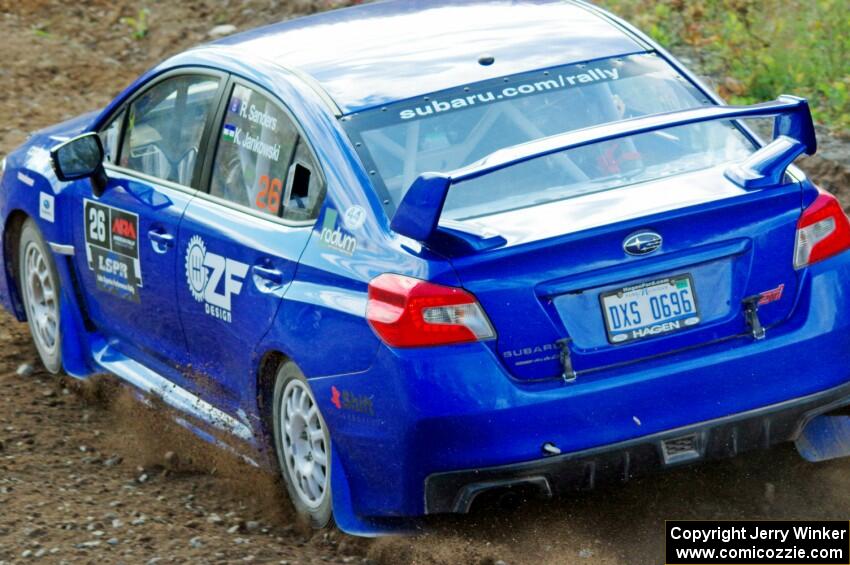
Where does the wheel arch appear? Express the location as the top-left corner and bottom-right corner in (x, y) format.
(253, 346), (385, 534)
(3, 209), (30, 320)
(254, 349), (291, 464)
(6, 210), (96, 378)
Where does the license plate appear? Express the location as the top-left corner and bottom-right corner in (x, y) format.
(601, 275), (700, 344)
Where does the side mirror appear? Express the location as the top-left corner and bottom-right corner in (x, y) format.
(50, 133), (108, 196)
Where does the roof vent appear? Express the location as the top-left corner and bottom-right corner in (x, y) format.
(478, 54), (495, 66)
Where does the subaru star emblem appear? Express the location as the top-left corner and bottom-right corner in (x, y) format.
(624, 231), (662, 256)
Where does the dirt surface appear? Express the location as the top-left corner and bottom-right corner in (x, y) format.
(2, 2), (850, 564)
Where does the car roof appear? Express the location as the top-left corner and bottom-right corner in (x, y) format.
(208, 0), (646, 114)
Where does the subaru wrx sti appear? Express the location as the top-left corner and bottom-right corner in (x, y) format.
(3, 0), (850, 535)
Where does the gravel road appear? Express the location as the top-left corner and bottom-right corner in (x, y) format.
(2, 2), (850, 564)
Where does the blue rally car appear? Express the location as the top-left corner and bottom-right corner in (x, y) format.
(3, 0), (850, 535)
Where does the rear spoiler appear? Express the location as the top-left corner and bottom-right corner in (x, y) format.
(391, 95), (817, 246)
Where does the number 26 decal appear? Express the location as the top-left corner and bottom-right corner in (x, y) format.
(255, 175), (283, 214)
(88, 206), (107, 243)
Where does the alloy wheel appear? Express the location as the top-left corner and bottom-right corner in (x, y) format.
(280, 378), (329, 509)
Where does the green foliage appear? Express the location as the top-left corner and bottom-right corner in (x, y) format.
(31, 24), (50, 39)
(120, 8), (151, 41)
(599, 0), (850, 132)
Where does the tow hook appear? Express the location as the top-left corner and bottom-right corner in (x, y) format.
(742, 296), (766, 341)
(555, 338), (577, 383)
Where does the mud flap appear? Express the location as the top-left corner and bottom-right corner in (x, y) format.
(330, 444), (419, 536)
(796, 414), (850, 462)
(59, 298), (92, 377)
(56, 255), (96, 378)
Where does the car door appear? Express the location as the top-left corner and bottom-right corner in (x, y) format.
(73, 71), (226, 371)
(176, 80), (323, 412)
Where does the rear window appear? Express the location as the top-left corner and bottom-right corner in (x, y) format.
(341, 53), (756, 221)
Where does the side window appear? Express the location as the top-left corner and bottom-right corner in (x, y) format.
(120, 75), (221, 187)
(210, 84), (325, 221)
(99, 110), (124, 164)
(283, 139), (326, 222)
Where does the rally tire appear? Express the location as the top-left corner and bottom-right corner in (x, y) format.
(18, 218), (62, 374)
(272, 360), (333, 529)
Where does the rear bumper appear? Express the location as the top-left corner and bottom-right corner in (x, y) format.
(312, 253), (850, 520)
(425, 380), (850, 514)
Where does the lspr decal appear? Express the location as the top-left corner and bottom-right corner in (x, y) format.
(83, 199), (142, 302)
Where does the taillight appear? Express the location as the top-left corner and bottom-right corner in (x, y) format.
(794, 189), (850, 269)
(366, 273), (495, 348)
